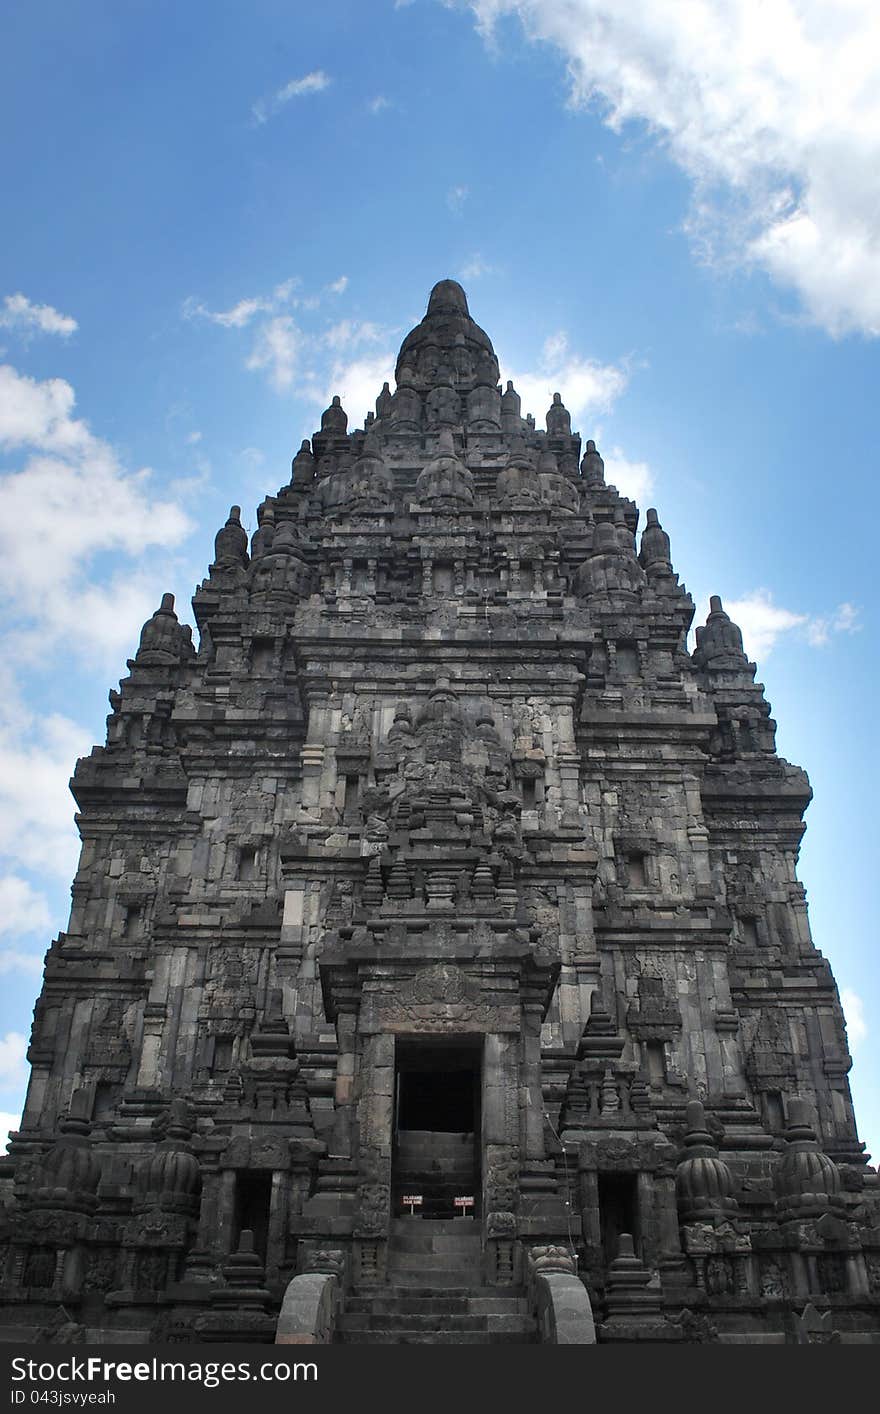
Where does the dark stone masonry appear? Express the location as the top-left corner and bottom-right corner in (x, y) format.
(2, 280), (878, 1345)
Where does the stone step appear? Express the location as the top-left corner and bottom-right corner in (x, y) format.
(396, 1130), (473, 1147)
(390, 1218), (477, 1234)
(334, 1329), (538, 1345)
(384, 1271), (488, 1289)
(388, 1252), (482, 1272)
(338, 1313), (490, 1334)
(388, 1232), (482, 1254)
(394, 1168), (476, 1181)
(345, 1294), (530, 1316)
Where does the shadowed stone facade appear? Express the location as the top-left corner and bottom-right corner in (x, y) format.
(1, 279), (877, 1344)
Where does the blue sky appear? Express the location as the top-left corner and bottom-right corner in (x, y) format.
(0, 1), (877, 1161)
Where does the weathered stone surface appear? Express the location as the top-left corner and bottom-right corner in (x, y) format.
(1, 279), (877, 1346)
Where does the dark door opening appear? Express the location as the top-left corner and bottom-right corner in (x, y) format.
(598, 1172), (640, 1266)
(393, 1037), (482, 1219)
(234, 1170), (272, 1259)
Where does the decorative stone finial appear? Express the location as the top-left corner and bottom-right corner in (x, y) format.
(546, 391), (571, 438)
(639, 507), (672, 574)
(675, 1099), (738, 1223)
(136, 592), (190, 662)
(375, 381), (393, 419)
(415, 427), (474, 505)
(581, 439), (605, 486)
(775, 1098), (842, 1219)
(693, 595), (749, 667)
(501, 380), (521, 418)
(251, 505), (275, 559)
(32, 1090), (100, 1214)
(614, 504), (636, 553)
(291, 439), (316, 485)
(214, 505), (249, 567)
(320, 395), (348, 434)
(426, 279), (470, 316)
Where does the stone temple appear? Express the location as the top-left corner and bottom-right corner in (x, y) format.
(1, 279), (878, 1346)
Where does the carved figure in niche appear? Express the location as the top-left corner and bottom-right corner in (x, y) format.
(760, 1258), (787, 1299)
(452, 334), (474, 382)
(466, 381), (501, 430)
(84, 1248), (117, 1293)
(425, 381), (460, 428)
(416, 446), (474, 505)
(355, 1148), (390, 1238)
(249, 522), (312, 599)
(135, 1251), (167, 1289)
(496, 458), (542, 509)
(24, 1248), (56, 1287)
(539, 471), (580, 514)
(390, 371), (422, 431)
(705, 1255), (734, 1295)
(573, 521), (646, 599)
(485, 1145), (519, 1212)
(364, 686), (518, 849)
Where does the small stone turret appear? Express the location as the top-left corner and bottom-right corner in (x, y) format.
(581, 439), (605, 487)
(639, 508), (672, 575)
(139, 1099), (201, 1216)
(321, 395), (348, 435)
(375, 382), (393, 420)
(693, 595), (748, 667)
(31, 1092), (100, 1215)
(291, 439), (316, 486)
(614, 504), (635, 553)
(775, 1099), (843, 1220)
(415, 427), (474, 505)
(213, 504), (249, 567)
(546, 391), (571, 439)
(251, 505), (275, 559)
(501, 380), (522, 434)
(136, 593), (192, 662)
(675, 1100), (738, 1224)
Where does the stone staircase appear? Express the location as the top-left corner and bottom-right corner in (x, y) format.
(334, 1219), (538, 1345)
(392, 1130), (477, 1219)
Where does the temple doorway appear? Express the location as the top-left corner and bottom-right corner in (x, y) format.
(392, 1037), (482, 1219)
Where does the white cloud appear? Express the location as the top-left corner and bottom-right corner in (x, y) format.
(459, 254), (496, 280)
(252, 70), (331, 125)
(0, 876), (51, 937)
(0, 1110), (22, 1144)
(0, 701), (91, 883)
(466, 1), (880, 337)
(323, 319), (388, 352)
(447, 184), (470, 212)
(0, 365), (192, 661)
(502, 330), (628, 426)
(307, 352), (398, 430)
(841, 988), (868, 1049)
(245, 315), (301, 391)
(603, 448), (654, 503)
(0, 1032), (27, 1088)
(368, 96), (391, 115)
(805, 601), (861, 646)
(0, 294), (77, 339)
(718, 590), (808, 659)
(187, 279), (397, 410)
(697, 589), (862, 660)
(189, 296), (266, 330)
(182, 280), (300, 331)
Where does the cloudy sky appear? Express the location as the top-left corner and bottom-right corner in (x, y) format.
(1, 1), (877, 1161)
